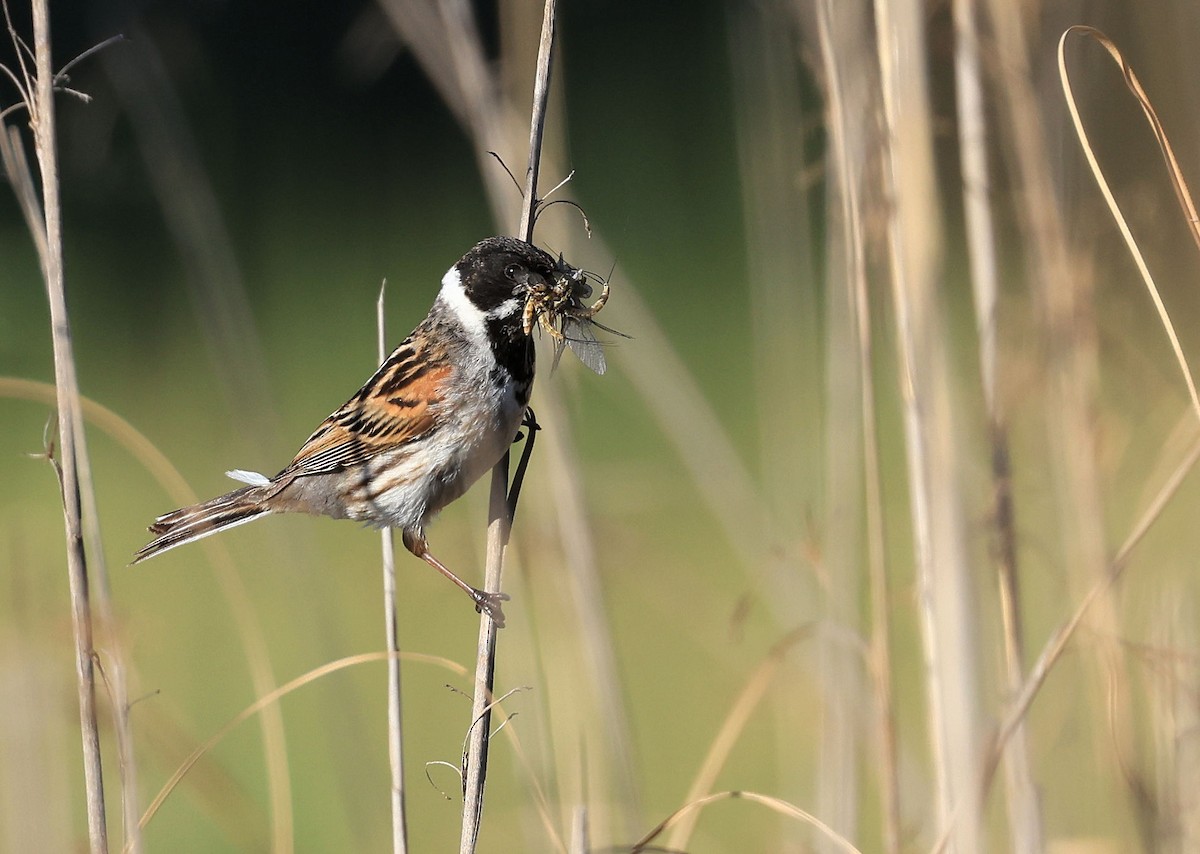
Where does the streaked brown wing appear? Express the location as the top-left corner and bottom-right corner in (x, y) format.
(284, 341), (451, 476)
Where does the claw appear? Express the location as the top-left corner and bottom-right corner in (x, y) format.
(471, 588), (511, 628)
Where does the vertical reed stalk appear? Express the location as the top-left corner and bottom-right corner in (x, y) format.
(951, 0), (1042, 849)
(871, 0), (982, 849)
(460, 4), (557, 850)
(378, 284), (409, 854)
(29, 1), (108, 849)
(987, 1), (1141, 832)
(728, 7), (844, 849)
(813, 1), (901, 848)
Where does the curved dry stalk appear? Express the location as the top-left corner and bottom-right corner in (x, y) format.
(1057, 26), (1200, 425)
(665, 626), (836, 850)
(134, 651), (467, 840)
(0, 378), (291, 851)
(632, 790), (863, 854)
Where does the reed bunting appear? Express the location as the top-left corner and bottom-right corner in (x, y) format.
(133, 236), (604, 627)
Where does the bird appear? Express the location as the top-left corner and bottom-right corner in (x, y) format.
(132, 236), (567, 628)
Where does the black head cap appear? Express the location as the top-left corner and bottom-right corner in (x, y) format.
(455, 237), (557, 314)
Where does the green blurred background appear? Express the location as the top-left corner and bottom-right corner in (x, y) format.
(1, 2), (764, 851)
(4, 0), (1200, 852)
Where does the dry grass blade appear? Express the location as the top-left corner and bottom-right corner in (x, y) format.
(665, 626), (820, 850)
(1057, 25), (1200, 424)
(134, 651), (466, 840)
(986, 433), (1200, 802)
(0, 377), (292, 852)
(632, 790), (863, 854)
(0, 125), (47, 260)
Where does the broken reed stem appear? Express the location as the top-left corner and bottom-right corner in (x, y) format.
(460, 2), (558, 851)
(30, 1), (109, 850)
(379, 283), (409, 854)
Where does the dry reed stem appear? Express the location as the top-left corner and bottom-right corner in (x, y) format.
(382, 0), (641, 844)
(729, 8), (859, 849)
(952, 0), (1042, 850)
(378, 284), (409, 853)
(21, 3), (109, 849)
(632, 790), (864, 854)
(73, 404), (139, 854)
(812, 1), (901, 849)
(872, 0), (984, 850)
(461, 7), (558, 849)
(2, 116), (145, 851)
(987, 0), (1140, 831)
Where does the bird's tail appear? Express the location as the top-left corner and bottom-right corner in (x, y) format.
(131, 484), (274, 564)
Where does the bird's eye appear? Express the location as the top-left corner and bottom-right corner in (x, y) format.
(504, 264), (523, 280)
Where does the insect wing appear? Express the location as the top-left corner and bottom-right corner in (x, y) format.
(563, 316), (607, 375)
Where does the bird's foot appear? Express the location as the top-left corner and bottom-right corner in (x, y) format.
(470, 588), (511, 628)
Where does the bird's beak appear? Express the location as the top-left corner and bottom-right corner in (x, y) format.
(521, 270), (549, 294)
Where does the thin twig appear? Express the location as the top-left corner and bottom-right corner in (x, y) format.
(379, 282), (409, 854)
(28, 0), (108, 849)
(461, 4), (557, 850)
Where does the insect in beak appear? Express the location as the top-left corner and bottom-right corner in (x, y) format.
(521, 254), (621, 375)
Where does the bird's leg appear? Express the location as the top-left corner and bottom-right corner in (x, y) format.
(403, 531), (509, 627)
(508, 408), (540, 517)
